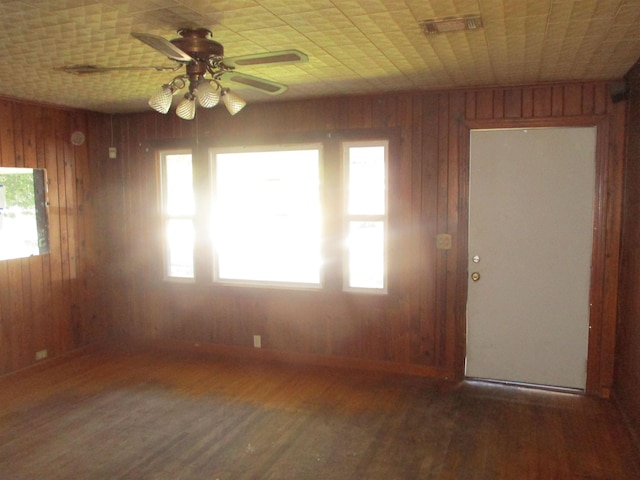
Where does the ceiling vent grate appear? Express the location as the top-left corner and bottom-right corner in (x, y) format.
(420, 14), (483, 35)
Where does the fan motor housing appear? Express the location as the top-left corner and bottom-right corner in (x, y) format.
(171, 28), (224, 61)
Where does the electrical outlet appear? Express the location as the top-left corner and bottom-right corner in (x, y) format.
(253, 335), (261, 348)
(35, 349), (48, 361)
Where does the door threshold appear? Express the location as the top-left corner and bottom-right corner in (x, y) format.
(465, 377), (585, 395)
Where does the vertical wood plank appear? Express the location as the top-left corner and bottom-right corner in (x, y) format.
(563, 84), (583, 116)
(418, 93), (439, 366)
(552, 86), (564, 116)
(533, 87), (552, 117)
(582, 84), (595, 115)
(504, 89), (523, 118)
(492, 90), (504, 119)
(475, 90), (494, 119)
(445, 92), (464, 370)
(435, 93), (450, 367)
(521, 87), (534, 117)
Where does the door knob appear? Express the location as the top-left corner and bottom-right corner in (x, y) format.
(471, 272), (480, 281)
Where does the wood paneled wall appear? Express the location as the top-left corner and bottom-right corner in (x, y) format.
(617, 61), (640, 442)
(104, 81), (625, 396)
(0, 99), (110, 375)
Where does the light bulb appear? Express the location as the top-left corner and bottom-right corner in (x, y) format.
(197, 81), (220, 108)
(222, 90), (246, 115)
(148, 84), (174, 114)
(176, 94), (196, 120)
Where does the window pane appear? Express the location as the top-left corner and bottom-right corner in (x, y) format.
(165, 154), (194, 216)
(214, 148), (321, 285)
(166, 219), (194, 278)
(347, 221), (384, 289)
(0, 169), (42, 260)
(347, 146), (385, 215)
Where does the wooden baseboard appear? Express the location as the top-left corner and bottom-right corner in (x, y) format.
(104, 337), (455, 380)
(0, 343), (101, 380)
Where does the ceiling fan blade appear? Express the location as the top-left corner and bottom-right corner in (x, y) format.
(131, 32), (193, 63)
(56, 64), (181, 75)
(223, 49), (308, 68)
(222, 71), (288, 95)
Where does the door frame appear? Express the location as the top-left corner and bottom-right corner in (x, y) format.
(456, 116), (623, 397)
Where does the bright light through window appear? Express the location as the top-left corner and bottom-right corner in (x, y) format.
(212, 146), (322, 287)
(348, 221), (385, 289)
(161, 151), (195, 280)
(166, 219), (195, 278)
(165, 154), (194, 216)
(344, 141), (388, 292)
(348, 146), (386, 215)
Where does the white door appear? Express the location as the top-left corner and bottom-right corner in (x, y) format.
(466, 127), (596, 390)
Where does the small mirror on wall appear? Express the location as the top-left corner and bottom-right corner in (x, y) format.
(0, 167), (49, 261)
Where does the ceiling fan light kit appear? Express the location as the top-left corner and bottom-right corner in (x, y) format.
(176, 93), (197, 120)
(57, 28), (307, 120)
(221, 89), (247, 115)
(130, 28), (307, 120)
(197, 80), (220, 108)
(148, 83), (179, 114)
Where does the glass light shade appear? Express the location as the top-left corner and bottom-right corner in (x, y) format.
(222, 90), (246, 115)
(176, 95), (196, 120)
(148, 84), (174, 114)
(197, 81), (220, 108)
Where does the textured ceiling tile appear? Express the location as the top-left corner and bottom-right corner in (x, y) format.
(304, 26), (381, 56)
(614, 1), (640, 24)
(258, 0), (335, 15)
(21, 0), (102, 9)
(130, 5), (219, 30)
(607, 22), (640, 42)
(479, 0), (506, 20)
(107, 0), (181, 14)
(350, 8), (418, 35)
(547, 0), (576, 23)
(178, 0), (257, 16)
(500, 0), (551, 17)
(190, 0), (260, 13)
(279, 7), (354, 32)
(434, 0), (479, 17)
(0, 1), (32, 14)
(231, 25), (315, 54)
(335, 0), (408, 17)
(217, 5), (285, 31)
(408, 0), (483, 22)
(503, 16), (542, 36)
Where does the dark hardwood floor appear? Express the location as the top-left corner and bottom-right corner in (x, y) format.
(0, 345), (638, 479)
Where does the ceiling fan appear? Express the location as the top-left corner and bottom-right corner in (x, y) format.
(60, 28), (308, 119)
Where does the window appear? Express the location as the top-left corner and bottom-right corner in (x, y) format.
(0, 167), (49, 261)
(159, 150), (195, 280)
(157, 137), (389, 293)
(211, 145), (322, 288)
(343, 141), (388, 292)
